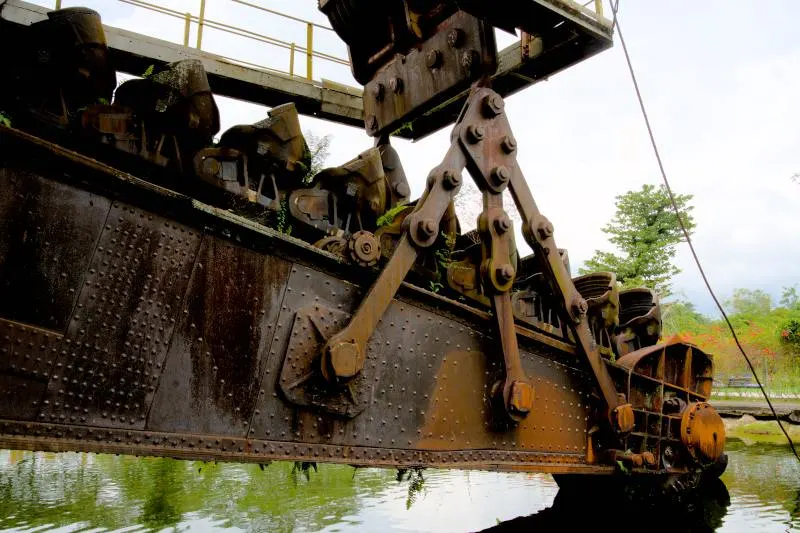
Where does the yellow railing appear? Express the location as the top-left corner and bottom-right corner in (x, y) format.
(52, 0), (351, 83)
(48, 0), (611, 84)
(582, 0), (605, 19)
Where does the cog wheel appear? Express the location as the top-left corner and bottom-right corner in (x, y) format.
(314, 235), (348, 258)
(348, 230), (381, 267)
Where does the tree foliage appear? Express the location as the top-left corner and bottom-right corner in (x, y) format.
(725, 288), (772, 317)
(780, 285), (799, 310)
(301, 131), (332, 183)
(661, 300), (709, 336)
(580, 184), (695, 298)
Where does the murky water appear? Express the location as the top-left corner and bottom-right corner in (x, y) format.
(0, 441), (797, 532)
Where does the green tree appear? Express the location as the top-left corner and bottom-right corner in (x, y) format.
(302, 131), (332, 183)
(725, 288), (772, 316)
(780, 285), (799, 310)
(580, 184), (695, 298)
(661, 300), (709, 336)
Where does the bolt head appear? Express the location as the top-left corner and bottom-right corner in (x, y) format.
(491, 166), (510, 186)
(494, 216), (511, 234)
(483, 94), (505, 117)
(447, 28), (465, 48)
(389, 77), (404, 94)
(496, 264), (515, 283)
(201, 157), (221, 177)
(371, 83), (385, 101)
(536, 220), (554, 239)
(508, 381), (533, 415)
(466, 124), (485, 143)
(327, 341), (361, 380)
(571, 297), (588, 323)
(460, 49), (479, 72)
(419, 219), (437, 238)
(442, 170), (462, 190)
(426, 49), (442, 69)
(501, 136), (517, 153)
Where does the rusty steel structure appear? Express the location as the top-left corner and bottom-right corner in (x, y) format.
(0, 1), (727, 491)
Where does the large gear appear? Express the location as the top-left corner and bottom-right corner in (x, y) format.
(348, 230), (381, 267)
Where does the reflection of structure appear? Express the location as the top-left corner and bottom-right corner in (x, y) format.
(482, 478), (731, 532)
(0, 0), (727, 495)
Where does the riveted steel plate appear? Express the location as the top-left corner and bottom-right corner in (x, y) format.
(0, 319), (63, 419)
(0, 419), (602, 474)
(249, 263), (591, 460)
(279, 305), (382, 417)
(147, 239), (291, 436)
(250, 264), (363, 442)
(39, 203), (201, 429)
(0, 169), (111, 331)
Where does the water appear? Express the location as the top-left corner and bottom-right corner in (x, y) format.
(0, 441), (797, 532)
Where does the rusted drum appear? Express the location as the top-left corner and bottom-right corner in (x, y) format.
(680, 402), (726, 463)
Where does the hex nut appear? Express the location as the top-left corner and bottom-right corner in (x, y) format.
(426, 49), (443, 69)
(447, 28), (465, 48)
(501, 136), (517, 154)
(371, 83), (385, 101)
(496, 264), (515, 283)
(442, 170), (462, 190)
(466, 124), (485, 143)
(494, 216), (511, 234)
(389, 77), (404, 94)
(483, 94), (505, 117)
(491, 166), (511, 187)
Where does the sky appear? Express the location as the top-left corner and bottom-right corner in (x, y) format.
(24, 0), (800, 316)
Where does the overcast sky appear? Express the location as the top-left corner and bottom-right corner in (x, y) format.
(29, 0), (800, 316)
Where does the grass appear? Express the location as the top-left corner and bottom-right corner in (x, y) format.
(724, 417), (800, 446)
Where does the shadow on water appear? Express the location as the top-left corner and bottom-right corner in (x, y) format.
(480, 478), (732, 533)
(0, 440), (797, 532)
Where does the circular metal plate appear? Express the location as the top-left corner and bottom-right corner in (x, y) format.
(680, 401), (726, 463)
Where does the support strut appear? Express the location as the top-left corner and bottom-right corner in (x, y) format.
(322, 86), (633, 433)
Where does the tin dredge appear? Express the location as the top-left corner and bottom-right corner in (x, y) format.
(0, 0), (727, 494)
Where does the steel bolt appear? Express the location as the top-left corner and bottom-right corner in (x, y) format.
(442, 170), (462, 190)
(371, 83), (385, 101)
(494, 216), (511, 234)
(389, 77), (404, 94)
(508, 380), (533, 416)
(536, 219), (554, 240)
(447, 28), (465, 48)
(491, 166), (510, 187)
(418, 219), (437, 239)
(496, 264), (515, 283)
(466, 124), (485, 143)
(460, 49), (479, 72)
(201, 157), (221, 177)
(571, 297), (588, 323)
(501, 136), (517, 154)
(327, 341), (361, 380)
(426, 49), (443, 69)
(483, 94), (505, 117)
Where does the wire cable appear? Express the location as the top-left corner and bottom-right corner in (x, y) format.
(609, 0), (799, 461)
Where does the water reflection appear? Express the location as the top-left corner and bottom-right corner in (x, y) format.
(0, 441), (797, 532)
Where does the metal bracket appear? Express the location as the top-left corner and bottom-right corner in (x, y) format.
(279, 305), (381, 417)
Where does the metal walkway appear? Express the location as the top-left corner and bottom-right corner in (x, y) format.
(1, 0), (613, 138)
